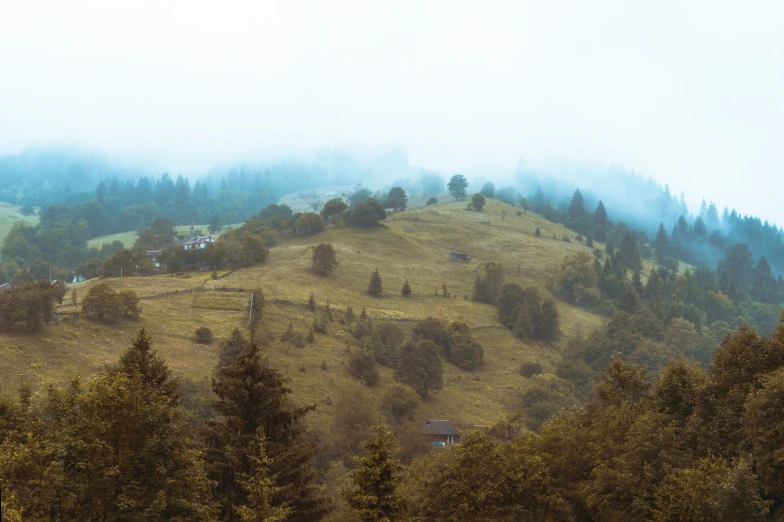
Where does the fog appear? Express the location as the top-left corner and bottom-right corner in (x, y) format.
(2, 1), (783, 223)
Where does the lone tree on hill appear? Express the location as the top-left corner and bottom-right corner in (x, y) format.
(448, 174), (468, 200)
(368, 268), (383, 296)
(402, 280), (412, 296)
(312, 243), (338, 276)
(471, 193), (486, 211)
(344, 425), (407, 521)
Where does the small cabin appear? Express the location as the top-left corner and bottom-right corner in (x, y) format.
(449, 252), (470, 263)
(422, 419), (460, 446)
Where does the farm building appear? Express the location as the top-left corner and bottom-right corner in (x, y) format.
(449, 252), (470, 263)
(422, 419), (460, 446)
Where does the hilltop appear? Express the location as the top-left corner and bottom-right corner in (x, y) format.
(1, 199), (608, 429)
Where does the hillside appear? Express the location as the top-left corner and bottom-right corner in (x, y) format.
(1, 199), (607, 430)
(0, 201), (38, 243)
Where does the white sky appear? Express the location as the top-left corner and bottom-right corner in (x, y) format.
(1, 1), (783, 222)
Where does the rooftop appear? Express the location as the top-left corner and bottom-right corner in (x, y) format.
(423, 419), (459, 436)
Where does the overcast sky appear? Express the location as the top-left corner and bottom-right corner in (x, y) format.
(1, 1), (783, 222)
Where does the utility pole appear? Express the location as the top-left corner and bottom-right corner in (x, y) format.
(248, 292), (254, 327)
(120, 267), (123, 279)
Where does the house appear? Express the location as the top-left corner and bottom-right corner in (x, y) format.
(449, 252), (470, 263)
(0, 283), (12, 292)
(422, 419), (460, 446)
(182, 235), (215, 250)
(384, 204), (404, 214)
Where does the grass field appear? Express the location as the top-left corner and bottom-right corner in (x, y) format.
(0, 201), (39, 243)
(1, 198), (608, 431)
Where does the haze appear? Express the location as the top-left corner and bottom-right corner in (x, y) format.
(2, 0), (783, 223)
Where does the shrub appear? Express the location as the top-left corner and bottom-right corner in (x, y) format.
(320, 360), (328, 370)
(471, 193), (486, 211)
(426, 197), (438, 205)
(535, 227), (541, 237)
(519, 361), (543, 378)
(194, 327), (213, 344)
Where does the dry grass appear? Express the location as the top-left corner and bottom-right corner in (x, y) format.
(2, 199), (607, 430)
(192, 294), (246, 311)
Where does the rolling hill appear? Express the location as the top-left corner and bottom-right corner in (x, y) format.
(1, 199), (611, 430)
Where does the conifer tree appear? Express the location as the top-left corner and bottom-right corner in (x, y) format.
(204, 341), (329, 520)
(368, 268), (383, 296)
(344, 425), (407, 521)
(236, 435), (293, 522)
(402, 280), (412, 297)
(308, 292), (316, 312)
(344, 306), (356, 326)
(655, 223), (670, 264)
(594, 200), (608, 241)
(218, 328), (248, 368)
(115, 327), (179, 401)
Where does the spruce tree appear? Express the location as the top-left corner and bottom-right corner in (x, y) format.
(402, 280), (412, 297)
(344, 425), (407, 521)
(308, 292), (316, 312)
(218, 328), (248, 368)
(655, 223), (670, 264)
(204, 341), (329, 520)
(368, 268), (383, 297)
(115, 327), (178, 401)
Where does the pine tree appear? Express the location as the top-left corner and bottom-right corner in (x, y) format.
(236, 435), (293, 522)
(344, 425), (407, 521)
(594, 201), (608, 241)
(368, 268), (383, 297)
(204, 341), (329, 520)
(402, 280), (412, 297)
(655, 223), (670, 264)
(534, 299), (560, 341)
(307, 292), (316, 312)
(344, 306), (356, 326)
(619, 232), (642, 270)
(218, 328), (248, 368)
(114, 327), (179, 401)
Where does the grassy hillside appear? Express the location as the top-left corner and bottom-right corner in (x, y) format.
(0, 201), (38, 242)
(1, 199), (606, 430)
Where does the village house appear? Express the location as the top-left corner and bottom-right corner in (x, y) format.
(422, 419), (460, 447)
(176, 235), (215, 250)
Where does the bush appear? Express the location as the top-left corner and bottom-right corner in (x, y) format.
(471, 193), (486, 211)
(519, 361), (543, 378)
(194, 326), (213, 344)
(535, 227), (541, 237)
(320, 359), (328, 370)
(426, 197), (438, 205)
